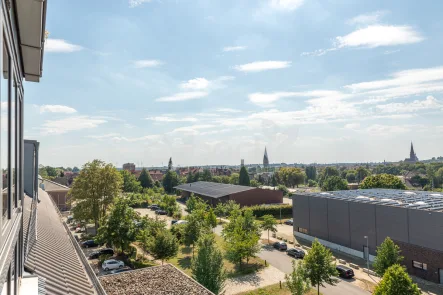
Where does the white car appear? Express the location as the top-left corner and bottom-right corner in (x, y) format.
(176, 220), (188, 225)
(102, 259), (124, 271)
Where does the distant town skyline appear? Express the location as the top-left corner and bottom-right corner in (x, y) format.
(25, 0), (443, 167)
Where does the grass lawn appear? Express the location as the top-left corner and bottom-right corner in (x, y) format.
(235, 283), (321, 295)
(169, 234), (267, 278)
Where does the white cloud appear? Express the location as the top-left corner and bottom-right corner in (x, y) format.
(384, 49), (400, 55)
(39, 105), (77, 114)
(248, 90), (347, 107)
(248, 92), (296, 106)
(45, 39), (83, 53)
(366, 124), (409, 135)
(87, 133), (120, 139)
(223, 46), (247, 52)
(171, 124), (216, 135)
(234, 61), (291, 72)
(133, 60), (163, 68)
(155, 91), (209, 102)
(347, 11), (388, 26)
(216, 108), (242, 113)
(376, 96), (441, 113)
(110, 135), (160, 142)
(39, 116), (107, 135)
(344, 123), (361, 130)
(269, 0), (305, 11)
(129, 0), (151, 8)
(180, 78), (210, 90)
(146, 116), (198, 122)
(335, 25), (424, 48)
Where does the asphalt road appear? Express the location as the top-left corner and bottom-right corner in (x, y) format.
(258, 245), (369, 295)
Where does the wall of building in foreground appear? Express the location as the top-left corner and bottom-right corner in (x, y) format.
(230, 188), (283, 207)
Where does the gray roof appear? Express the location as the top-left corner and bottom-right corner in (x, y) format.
(42, 179), (70, 192)
(25, 189), (96, 295)
(174, 181), (254, 198)
(299, 189), (443, 212)
(99, 264), (214, 295)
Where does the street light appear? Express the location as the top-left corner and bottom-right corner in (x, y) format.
(364, 236), (369, 274)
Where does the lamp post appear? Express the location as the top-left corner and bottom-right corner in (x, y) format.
(364, 236), (369, 274)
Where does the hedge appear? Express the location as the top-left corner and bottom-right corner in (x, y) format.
(243, 204), (292, 218)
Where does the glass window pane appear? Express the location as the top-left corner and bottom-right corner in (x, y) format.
(11, 77), (16, 208)
(1, 40), (9, 220)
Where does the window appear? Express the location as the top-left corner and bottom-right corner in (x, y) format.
(10, 71), (15, 211)
(1, 37), (9, 220)
(412, 261), (427, 270)
(298, 227), (308, 234)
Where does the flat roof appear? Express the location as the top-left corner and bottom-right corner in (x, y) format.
(174, 181), (254, 198)
(298, 189), (443, 212)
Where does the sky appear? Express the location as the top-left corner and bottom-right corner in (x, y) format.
(24, 0), (443, 168)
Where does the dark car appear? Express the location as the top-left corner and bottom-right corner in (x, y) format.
(284, 219), (293, 225)
(150, 204), (160, 210)
(286, 248), (305, 258)
(273, 241), (288, 251)
(171, 220), (178, 225)
(88, 248), (115, 259)
(336, 265), (354, 279)
(81, 240), (99, 248)
(155, 209), (167, 215)
(110, 268), (132, 274)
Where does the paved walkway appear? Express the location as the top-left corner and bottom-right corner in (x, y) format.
(224, 265), (286, 295)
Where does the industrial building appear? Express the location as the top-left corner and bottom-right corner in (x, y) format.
(175, 181), (283, 207)
(292, 189), (443, 284)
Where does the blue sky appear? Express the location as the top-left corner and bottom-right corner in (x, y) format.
(24, 0), (443, 167)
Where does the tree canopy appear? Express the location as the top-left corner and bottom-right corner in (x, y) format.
(373, 237), (404, 276)
(138, 168), (154, 189)
(285, 260), (311, 295)
(360, 174), (406, 189)
(149, 229), (179, 264)
(162, 170), (179, 193)
(321, 176), (348, 191)
(120, 169), (142, 192)
(239, 166), (251, 186)
(261, 214), (277, 244)
(373, 264), (420, 295)
(305, 166), (317, 181)
(276, 167), (306, 188)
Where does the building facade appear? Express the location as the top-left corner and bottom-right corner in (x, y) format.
(292, 189), (443, 283)
(123, 162), (136, 172)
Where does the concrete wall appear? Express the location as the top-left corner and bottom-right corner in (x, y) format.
(230, 188), (283, 207)
(327, 198), (351, 248)
(349, 202), (377, 255)
(293, 194), (310, 230)
(409, 209), (443, 251)
(309, 197), (328, 241)
(376, 205), (409, 244)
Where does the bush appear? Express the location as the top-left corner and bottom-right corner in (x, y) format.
(308, 179), (317, 187)
(244, 204), (292, 218)
(277, 185), (289, 196)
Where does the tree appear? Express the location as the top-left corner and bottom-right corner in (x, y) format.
(201, 169), (212, 181)
(230, 173), (240, 185)
(285, 260), (311, 295)
(184, 213), (206, 257)
(321, 176), (348, 191)
(318, 167), (340, 186)
(96, 198), (139, 253)
(373, 264), (420, 295)
(239, 166), (250, 186)
(373, 237), (404, 276)
(149, 229), (179, 265)
(308, 180), (317, 187)
(168, 157), (173, 171)
(206, 207), (217, 230)
(186, 195), (207, 213)
(214, 202), (227, 222)
(162, 170), (179, 193)
(356, 167), (371, 183)
(305, 166), (317, 181)
(120, 170), (142, 192)
(69, 160), (123, 231)
(250, 179), (260, 187)
(304, 239), (338, 295)
(220, 175), (230, 184)
(192, 233), (226, 294)
(138, 168), (154, 189)
(72, 166), (80, 173)
(261, 214), (277, 244)
(46, 166), (58, 177)
(410, 175), (429, 188)
(360, 174), (406, 190)
(346, 173), (356, 183)
(186, 172), (194, 183)
(276, 167), (306, 188)
(271, 174), (278, 187)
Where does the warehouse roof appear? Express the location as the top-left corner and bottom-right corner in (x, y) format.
(42, 179), (70, 192)
(174, 181), (254, 198)
(300, 189), (443, 212)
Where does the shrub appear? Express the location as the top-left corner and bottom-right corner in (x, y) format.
(308, 179), (317, 187)
(244, 204), (292, 218)
(277, 185), (289, 196)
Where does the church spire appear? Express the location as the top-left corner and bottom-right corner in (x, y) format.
(410, 142), (415, 159)
(263, 147), (269, 168)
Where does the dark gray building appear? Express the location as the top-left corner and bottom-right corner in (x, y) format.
(292, 189), (443, 284)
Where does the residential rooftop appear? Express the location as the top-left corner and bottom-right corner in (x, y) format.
(99, 264), (214, 295)
(298, 189), (443, 212)
(174, 181), (254, 198)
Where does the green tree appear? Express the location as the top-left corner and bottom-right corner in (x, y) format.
(261, 214), (277, 244)
(346, 172), (356, 183)
(220, 175), (230, 184)
(200, 169), (212, 181)
(120, 170), (142, 192)
(304, 239), (338, 295)
(308, 179), (317, 187)
(72, 166), (80, 172)
(321, 176), (348, 191)
(250, 179), (260, 187)
(192, 233), (226, 294)
(206, 207), (217, 230)
(162, 170), (179, 193)
(305, 166), (317, 181)
(186, 172), (194, 183)
(69, 160), (123, 231)
(38, 165), (48, 178)
(96, 198), (139, 253)
(168, 157), (173, 171)
(46, 166), (58, 177)
(186, 195), (208, 213)
(239, 166), (251, 186)
(360, 174), (406, 189)
(271, 174), (278, 187)
(373, 237), (404, 276)
(224, 200), (241, 217)
(356, 167), (371, 183)
(276, 167), (306, 188)
(214, 202), (227, 222)
(230, 173), (240, 185)
(138, 168), (154, 189)
(373, 264), (420, 295)
(184, 213), (207, 257)
(149, 229), (179, 265)
(285, 260), (311, 295)
(317, 167), (340, 187)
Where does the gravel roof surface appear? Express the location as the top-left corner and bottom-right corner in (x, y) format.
(99, 264), (214, 295)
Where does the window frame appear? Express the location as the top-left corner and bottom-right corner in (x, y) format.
(412, 260), (427, 270)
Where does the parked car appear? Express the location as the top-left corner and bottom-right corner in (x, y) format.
(67, 215), (74, 223)
(81, 240), (99, 248)
(286, 248), (305, 259)
(102, 259), (124, 271)
(336, 265), (355, 279)
(75, 227), (84, 233)
(171, 220), (178, 225)
(155, 209), (167, 215)
(150, 205), (160, 210)
(110, 268), (132, 274)
(89, 248), (114, 259)
(175, 220), (188, 225)
(284, 219), (293, 225)
(273, 242), (288, 251)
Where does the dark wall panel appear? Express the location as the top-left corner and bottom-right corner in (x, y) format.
(293, 195), (310, 231)
(376, 205), (408, 245)
(409, 210), (443, 251)
(327, 199), (351, 247)
(349, 202), (377, 255)
(230, 188), (283, 207)
(309, 197), (328, 240)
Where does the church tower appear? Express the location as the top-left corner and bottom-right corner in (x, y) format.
(410, 142), (418, 162)
(263, 147), (269, 169)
